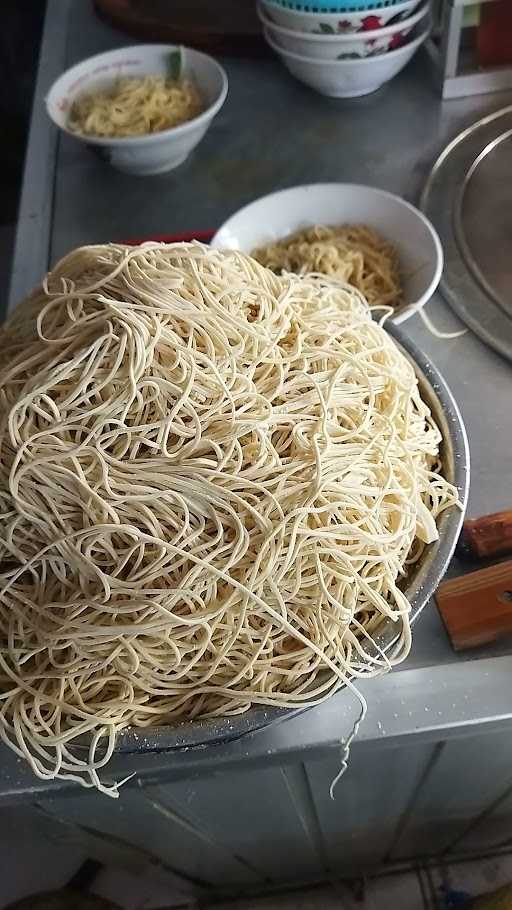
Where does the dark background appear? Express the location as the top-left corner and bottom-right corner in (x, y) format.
(0, 1), (45, 307)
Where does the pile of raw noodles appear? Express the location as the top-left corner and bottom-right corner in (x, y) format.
(68, 75), (203, 138)
(253, 224), (402, 309)
(0, 243), (459, 795)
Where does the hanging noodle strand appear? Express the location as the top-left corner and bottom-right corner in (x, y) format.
(0, 243), (460, 795)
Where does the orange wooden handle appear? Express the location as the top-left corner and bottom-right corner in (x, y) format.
(458, 509), (512, 560)
(436, 560), (512, 651)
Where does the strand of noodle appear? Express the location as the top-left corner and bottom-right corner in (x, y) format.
(418, 305), (468, 339)
(329, 694), (368, 800)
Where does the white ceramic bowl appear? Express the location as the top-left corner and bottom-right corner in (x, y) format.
(264, 26), (428, 97)
(259, 2), (428, 60)
(46, 45), (228, 176)
(260, 0), (422, 34)
(211, 183), (443, 324)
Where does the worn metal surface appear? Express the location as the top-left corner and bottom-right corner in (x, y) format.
(390, 729), (512, 859)
(421, 106), (512, 361)
(6, 0), (71, 314)
(25, 725), (512, 887)
(305, 740), (438, 870)
(3, 653), (512, 807)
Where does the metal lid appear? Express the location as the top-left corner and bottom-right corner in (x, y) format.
(421, 106), (512, 361)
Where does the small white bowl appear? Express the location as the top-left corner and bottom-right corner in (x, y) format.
(211, 183), (443, 325)
(260, 0), (421, 34)
(259, 3), (428, 60)
(264, 26), (429, 97)
(46, 45), (228, 176)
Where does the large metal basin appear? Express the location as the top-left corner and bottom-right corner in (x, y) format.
(113, 323), (470, 754)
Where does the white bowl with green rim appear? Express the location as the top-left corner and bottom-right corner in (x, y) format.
(46, 45), (228, 176)
(212, 182), (443, 325)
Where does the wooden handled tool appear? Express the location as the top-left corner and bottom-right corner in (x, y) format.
(436, 560), (512, 650)
(457, 508), (512, 561)
(436, 509), (512, 650)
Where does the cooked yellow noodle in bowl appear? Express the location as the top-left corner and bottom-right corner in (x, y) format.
(253, 224), (402, 309)
(68, 75), (204, 138)
(0, 243), (459, 795)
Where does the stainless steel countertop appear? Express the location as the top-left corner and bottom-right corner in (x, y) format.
(3, 0), (512, 801)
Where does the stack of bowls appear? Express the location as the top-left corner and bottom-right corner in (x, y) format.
(259, 0), (431, 97)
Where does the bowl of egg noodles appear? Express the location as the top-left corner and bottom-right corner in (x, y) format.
(46, 44), (228, 175)
(212, 183), (443, 324)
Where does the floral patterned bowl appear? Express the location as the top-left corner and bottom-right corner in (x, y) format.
(264, 25), (429, 96)
(260, 0), (421, 34)
(260, 2), (428, 59)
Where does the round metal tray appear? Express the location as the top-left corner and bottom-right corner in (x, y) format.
(421, 106), (512, 362)
(111, 322), (469, 754)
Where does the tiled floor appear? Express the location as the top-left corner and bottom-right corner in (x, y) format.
(204, 874), (425, 910)
(430, 852), (512, 906)
(90, 865), (195, 910)
(3, 837), (512, 910)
